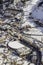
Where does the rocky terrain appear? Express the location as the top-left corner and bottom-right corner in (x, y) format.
(0, 0), (43, 65)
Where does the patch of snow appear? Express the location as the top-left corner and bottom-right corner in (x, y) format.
(37, 27), (43, 32)
(31, 0), (38, 4)
(23, 0), (38, 27)
(23, 27), (43, 35)
(22, 21), (36, 27)
(30, 63), (35, 65)
(8, 41), (24, 49)
(32, 8), (43, 20)
(23, 60), (29, 65)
